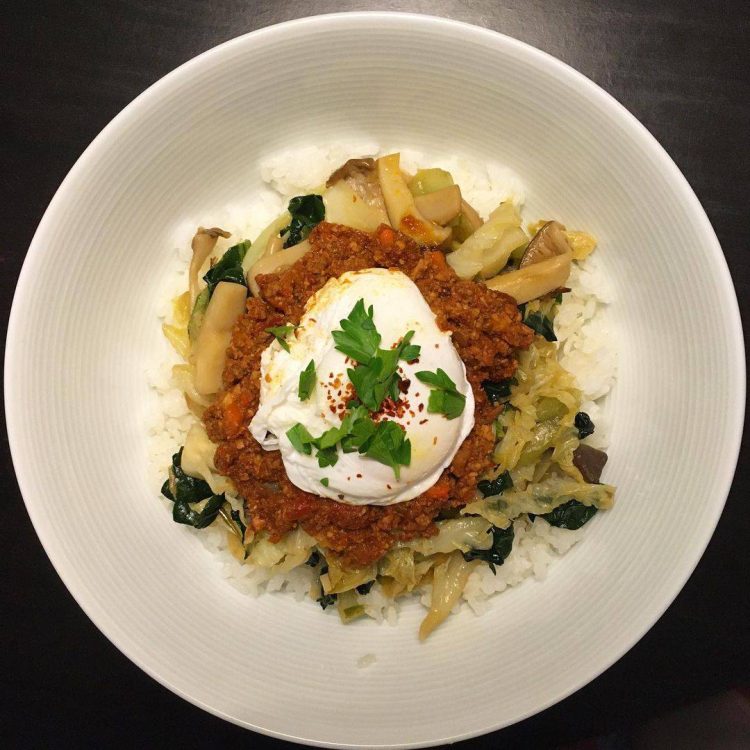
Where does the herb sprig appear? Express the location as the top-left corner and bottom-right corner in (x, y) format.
(415, 368), (467, 419)
(332, 299), (420, 412)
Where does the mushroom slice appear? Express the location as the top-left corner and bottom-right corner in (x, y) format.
(413, 185), (462, 225)
(192, 281), (247, 395)
(325, 156), (390, 230)
(247, 240), (310, 297)
(377, 153), (451, 246)
(519, 220), (571, 268)
(485, 251), (572, 304)
(326, 157), (376, 187)
(189, 226), (231, 307)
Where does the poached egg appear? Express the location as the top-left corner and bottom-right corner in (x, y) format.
(250, 268), (475, 505)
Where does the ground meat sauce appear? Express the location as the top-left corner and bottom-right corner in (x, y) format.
(203, 222), (533, 568)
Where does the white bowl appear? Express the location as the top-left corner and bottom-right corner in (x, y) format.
(6, 12), (744, 748)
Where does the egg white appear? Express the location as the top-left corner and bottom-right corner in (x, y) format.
(250, 268), (475, 505)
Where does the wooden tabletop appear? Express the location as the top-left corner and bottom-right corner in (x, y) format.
(2, 2), (748, 747)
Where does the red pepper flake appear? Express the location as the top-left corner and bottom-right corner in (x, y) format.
(419, 418), (428, 425)
(398, 378), (410, 394)
(356, 473), (362, 478)
(418, 403), (424, 412)
(433, 436), (438, 445)
(386, 484), (392, 490)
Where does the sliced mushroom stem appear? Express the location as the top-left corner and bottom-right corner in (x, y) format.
(485, 251), (572, 304)
(192, 281), (247, 395)
(189, 227), (230, 308)
(519, 221), (571, 268)
(413, 185), (462, 225)
(247, 240), (310, 297)
(377, 153), (451, 246)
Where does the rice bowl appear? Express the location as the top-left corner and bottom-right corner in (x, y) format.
(6, 13), (743, 747)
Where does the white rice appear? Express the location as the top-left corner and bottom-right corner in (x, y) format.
(147, 145), (617, 623)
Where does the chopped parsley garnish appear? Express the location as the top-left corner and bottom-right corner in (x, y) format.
(320, 478), (329, 487)
(286, 411), (411, 478)
(415, 368), (466, 419)
(265, 324), (296, 352)
(298, 359), (316, 401)
(283, 299), (422, 478)
(332, 299), (420, 412)
(286, 423), (316, 455)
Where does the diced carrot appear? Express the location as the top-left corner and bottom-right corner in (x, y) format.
(424, 480), (451, 500)
(377, 225), (396, 248)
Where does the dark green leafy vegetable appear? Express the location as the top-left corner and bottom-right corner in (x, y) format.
(305, 551), (321, 567)
(229, 509), (246, 537)
(298, 359), (316, 401)
(540, 500), (597, 530)
(160, 449), (228, 530)
(282, 194), (325, 248)
(481, 377), (517, 404)
(356, 581), (375, 595)
(265, 324), (296, 352)
(203, 240), (250, 295)
(415, 368), (466, 420)
(172, 494), (225, 528)
(523, 311), (557, 342)
(477, 470), (513, 497)
(317, 592), (337, 610)
(463, 525), (515, 574)
(161, 448), (213, 504)
(574, 411), (595, 439)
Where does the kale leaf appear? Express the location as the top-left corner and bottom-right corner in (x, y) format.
(540, 499), (597, 530)
(203, 240), (251, 295)
(523, 310), (557, 342)
(574, 411), (595, 439)
(477, 470), (513, 497)
(282, 194), (325, 248)
(481, 377), (517, 404)
(463, 525), (515, 574)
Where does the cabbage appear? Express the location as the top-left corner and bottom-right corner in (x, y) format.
(403, 517), (493, 555)
(418, 551), (476, 640)
(247, 526), (317, 572)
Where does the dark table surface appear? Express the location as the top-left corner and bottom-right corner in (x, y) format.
(2, 1), (748, 747)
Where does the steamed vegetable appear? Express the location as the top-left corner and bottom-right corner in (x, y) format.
(419, 552), (476, 640)
(485, 251), (572, 303)
(463, 524), (515, 573)
(377, 153), (451, 245)
(325, 158), (389, 230)
(188, 226), (230, 308)
(413, 185), (462, 225)
(192, 281), (248, 395)
(281, 194), (325, 248)
(447, 202), (527, 279)
(247, 240), (310, 296)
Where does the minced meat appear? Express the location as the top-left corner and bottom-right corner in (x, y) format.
(204, 222), (533, 567)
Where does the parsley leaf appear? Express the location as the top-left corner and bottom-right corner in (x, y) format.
(286, 423), (315, 454)
(415, 368), (467, 419)
(364, 420), (411, 479)
(281, 194), (325, 248)
(265, 324), (296, 352)
(316, 446), (339, 468)
(332, 299), (381, 363)
(298, 359), (316, 401)
(320, 478), (329, 487)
